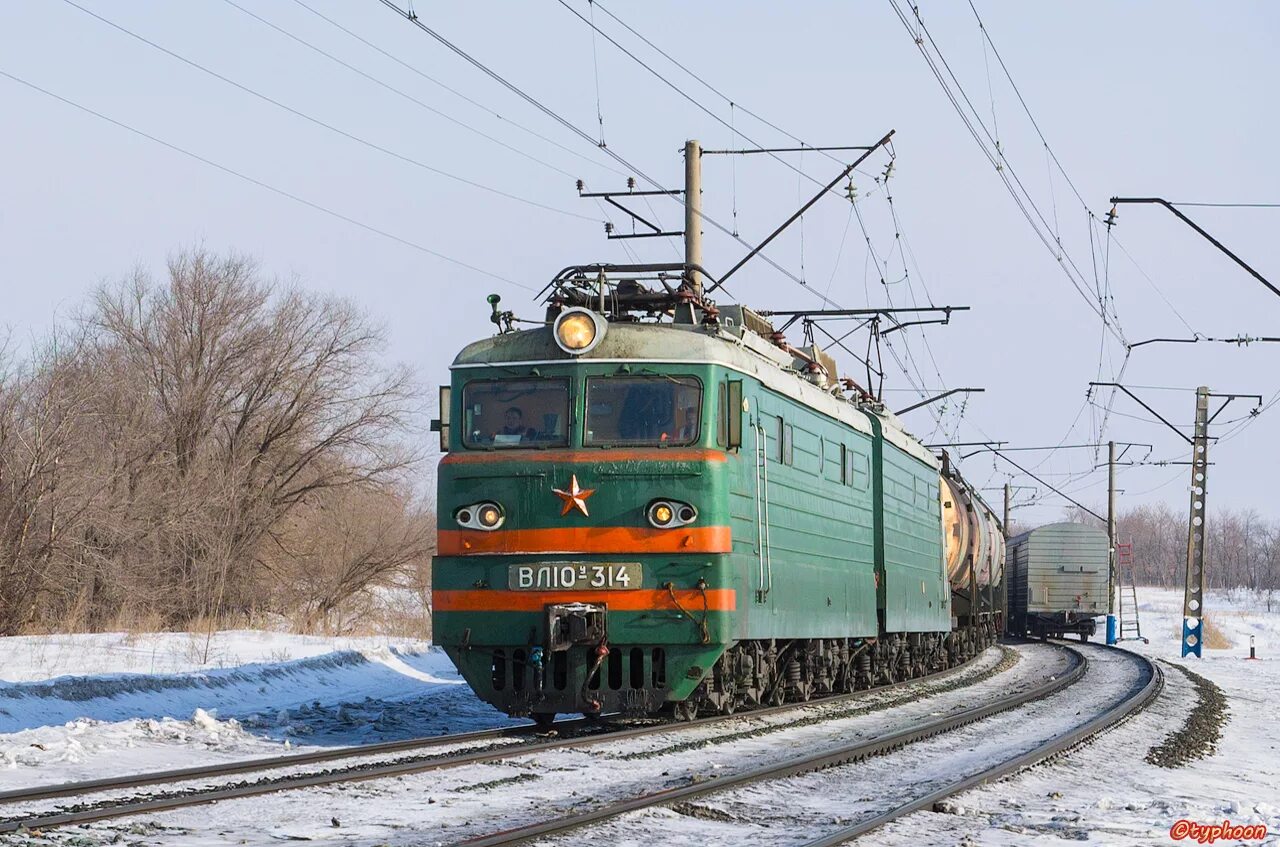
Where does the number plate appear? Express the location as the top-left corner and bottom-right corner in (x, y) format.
(508, 563), (642, 590)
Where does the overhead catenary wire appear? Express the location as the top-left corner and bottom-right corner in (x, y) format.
(879, 168), (953, 407)
(587, 0), (893, 190)
(845, 174), (952, 435)
(558, 0), (959, 426)
(60, 0), (599, 223)
(1108, 232), (1199, 335)
(0, 68), (532, 291)
(890, 0), (1179, 467)
(290, 0), (628, 178)
(886, 0), (1126, 346)
(589, 0), (828, 157)
(966, 0), (1093, 213)
(221, 0), (583, 180)
(375, 0), (873, 310)
(989, 447), (1106, 522)
(554, 0), (864, 207)
(587, 0), (607, 146)
(1217, 389), (1280, 443)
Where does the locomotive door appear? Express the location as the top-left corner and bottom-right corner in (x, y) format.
(752, 415), (773, 603)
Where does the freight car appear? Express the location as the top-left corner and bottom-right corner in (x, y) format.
(1006, 522), (1108, 641)
(941, 462), (1005, 655)
(432, 263), (1004, 723)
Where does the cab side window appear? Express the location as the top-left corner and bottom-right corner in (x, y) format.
(716, 382), (727, 447)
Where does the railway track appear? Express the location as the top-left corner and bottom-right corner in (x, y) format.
(0, 641), (1006, 835)
(454, 642), (1157, 847)
(802, 644), (1163, 845)
(0, 719), (558, 807)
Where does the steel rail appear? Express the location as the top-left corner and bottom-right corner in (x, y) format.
(0, 643), (1001, 832)
(0, 719), (574, 806)
(455, 643), (1087, 847)
(800, 644), (1162, 846)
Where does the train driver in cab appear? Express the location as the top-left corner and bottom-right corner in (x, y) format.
(676, 406), (698, 441)
(494, 406), (537, 444)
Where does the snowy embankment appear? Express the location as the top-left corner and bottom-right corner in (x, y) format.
(874, 586), (1280, 846)
(0, 631), (508, 789)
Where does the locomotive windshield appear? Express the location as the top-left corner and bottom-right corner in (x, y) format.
(584, 375), (701, 447)
(462, 378), (569, 448)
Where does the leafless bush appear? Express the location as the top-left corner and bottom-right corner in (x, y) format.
(269, 483), (435, 634)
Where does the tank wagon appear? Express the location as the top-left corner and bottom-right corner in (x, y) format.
(432, 263), (1005, 723)
(940, 462), (1005, 654)
(1006, 522), (1108, 640)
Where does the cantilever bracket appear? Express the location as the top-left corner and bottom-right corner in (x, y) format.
(579, 185), (684, 240)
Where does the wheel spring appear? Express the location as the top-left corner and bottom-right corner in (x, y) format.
(786, 657), (802, 686)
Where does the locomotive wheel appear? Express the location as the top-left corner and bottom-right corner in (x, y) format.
(532, 712), (557, 730)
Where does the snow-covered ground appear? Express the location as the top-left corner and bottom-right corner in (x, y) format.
(0, 630), (519, 790)
(0, 642), (1052, 845)
(2, 629), (435, 681)
(1, 588), (1276, 846)
(873, 586), (1280, 846)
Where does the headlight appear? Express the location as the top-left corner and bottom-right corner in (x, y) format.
(553, 308), (607, 355)
(456, 501), (504, 531)
(647, 499), (696, 528)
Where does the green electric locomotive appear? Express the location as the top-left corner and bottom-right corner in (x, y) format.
(432, 263), (1002, 723)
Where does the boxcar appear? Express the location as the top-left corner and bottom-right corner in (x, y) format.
(1006, 522), (1108, 640)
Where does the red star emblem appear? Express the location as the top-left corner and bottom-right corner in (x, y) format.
(552, 474), (596, 516)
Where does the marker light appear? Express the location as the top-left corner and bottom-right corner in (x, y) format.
(553, 308), (607, 355)
(478, 504), (502, 528)
(651, 503), (674, 526)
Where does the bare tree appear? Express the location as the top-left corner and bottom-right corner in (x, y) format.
(2, 248), (432, 634)
(0, 329), (101, 634)
(82, 249), (423, 625)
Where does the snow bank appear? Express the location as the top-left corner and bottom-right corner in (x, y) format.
(0, 629), (434, 682)
(0, 638), (460, 735)
(0, 630), (512, 787)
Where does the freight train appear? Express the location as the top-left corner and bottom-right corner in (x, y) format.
(431, 263), (1005, 723)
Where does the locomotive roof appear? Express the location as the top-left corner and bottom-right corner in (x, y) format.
(451, 319), (937, 467)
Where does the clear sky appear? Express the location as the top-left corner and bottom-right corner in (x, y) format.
(2, 1), (1278, 527)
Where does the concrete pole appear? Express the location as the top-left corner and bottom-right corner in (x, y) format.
(1003, 483), (1011, 535)
(684, 139), (703, 298)
(1181, 386), (1211, 658)
(1106, 440), (1118, 644)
